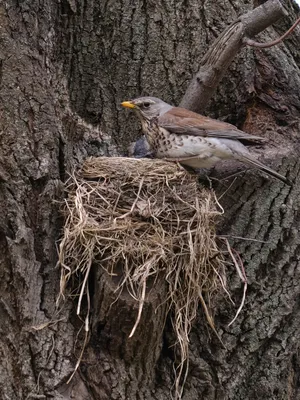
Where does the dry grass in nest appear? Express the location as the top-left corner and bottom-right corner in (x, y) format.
(57, 156), (227, 399)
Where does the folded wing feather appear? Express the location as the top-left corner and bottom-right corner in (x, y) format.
(159, 107), (267, 144)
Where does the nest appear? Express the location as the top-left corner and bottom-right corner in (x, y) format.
(58, 156), (226, 398)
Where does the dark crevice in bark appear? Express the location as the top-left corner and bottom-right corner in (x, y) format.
(58, 136), (66, 181)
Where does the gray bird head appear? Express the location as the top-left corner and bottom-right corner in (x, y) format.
(121, 96), (173, 120)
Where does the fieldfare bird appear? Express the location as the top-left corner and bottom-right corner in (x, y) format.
(121, 96), (289, 184)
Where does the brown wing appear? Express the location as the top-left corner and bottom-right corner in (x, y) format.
(159, 107), (267, 144)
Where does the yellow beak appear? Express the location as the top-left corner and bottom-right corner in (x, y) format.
(121, 101), (136, 109)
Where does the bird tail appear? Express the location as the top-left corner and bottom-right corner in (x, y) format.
(238, 154), (290, 185)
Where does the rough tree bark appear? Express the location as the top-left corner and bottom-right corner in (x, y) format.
(0, 0), (299, 399)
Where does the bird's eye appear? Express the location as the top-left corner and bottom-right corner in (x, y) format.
(143, 102), (151, 108)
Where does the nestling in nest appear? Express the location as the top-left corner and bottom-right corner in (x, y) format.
(58, 156), (226, 399)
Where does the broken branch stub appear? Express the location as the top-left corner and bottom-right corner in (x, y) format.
(180, 0), (287, 113)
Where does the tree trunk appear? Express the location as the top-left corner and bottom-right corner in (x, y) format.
(0, 0), (299, 399)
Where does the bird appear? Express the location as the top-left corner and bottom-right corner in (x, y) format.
(121, 96), (290, 184)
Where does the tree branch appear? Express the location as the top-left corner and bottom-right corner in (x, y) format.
(180, 0), (287, 113)
(244, 16), (300, 48)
